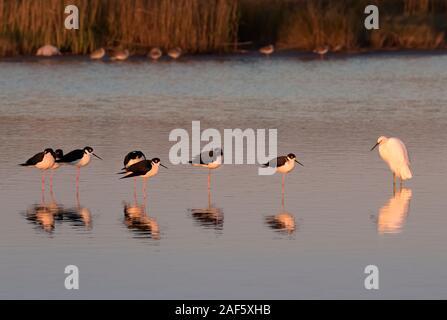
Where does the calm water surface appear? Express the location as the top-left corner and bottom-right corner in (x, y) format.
(0, 53), (446, 299)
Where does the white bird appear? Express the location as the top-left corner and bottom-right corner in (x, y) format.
(371, 136), (413, 188)
(36, 45), (61, 57)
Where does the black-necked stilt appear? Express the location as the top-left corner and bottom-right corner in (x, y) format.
(20, 148), (56, 197)
(262, 153), (303, 206)
(110, 49), (129, 61)
(259, 44), (274, 56)
(36, 45), (61, 57)
(56, 146), (102, 194)
(119, 158), (167, 200)
(190, 148), (223, 193)
(90, 48), (106, 60)
(168, 47), (182, 59)
(122, 150), (147, 200)
(148, 47), (162, 60)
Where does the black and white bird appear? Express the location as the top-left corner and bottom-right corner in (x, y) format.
(262, 153), (303, 206)
(122, 151), (146, 170)
(119, 158), (167, 199)
(119, 158), (167, 180)
(121, 150), (147, 198)
(56, 146), (102, 191)
(189, 148), (223, 191)
(20, 148), (56, 193)
(57, 146), (102, 167)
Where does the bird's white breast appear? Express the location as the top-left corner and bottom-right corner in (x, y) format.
(277, 159), (295, 174)
(36, 153), (55, 170)
(74, 153), (91, 167)
(143, 164), (159, 178)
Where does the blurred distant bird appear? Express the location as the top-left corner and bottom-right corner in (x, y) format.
(313, 45), (329, 58)
(20, 148), (56, 194)
(168, 47), (182, 59)
(259, 44), (274, 56)
(110, 49), (129, 61)
(149, 47), (162, 60)
(90, 48), (106, 60)
(190, 148), (223, 192)
(371, 136), (412, 188)
(36, 45), (61, 57)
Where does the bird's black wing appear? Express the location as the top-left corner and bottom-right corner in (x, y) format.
(20, 151), (44, 166)
(57, 149), (84, 163)
(262, 156), (287, 168)
(120, 160), (151, 179)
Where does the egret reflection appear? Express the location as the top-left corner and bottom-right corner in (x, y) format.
(123, 202), (160, 240)
(377, 188), (412, 234)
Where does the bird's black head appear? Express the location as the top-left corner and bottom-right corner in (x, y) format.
(287, 153), (296, 159)
(84, 146), (94, 154)
(44, 148), (54, 154)
(55, 149), (63, 159)
(152, 158), (161, 164)
(152, 157), (168, 169)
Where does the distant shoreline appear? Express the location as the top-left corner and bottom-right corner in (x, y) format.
(1, 48), (446, 62)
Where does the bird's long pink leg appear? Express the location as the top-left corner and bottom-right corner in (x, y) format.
(41, 172), (45, 204)
(49, 170), (54, 198)
(208, 185), (211, 208)
(208, 170), (211, 192)
(143, 178), (148, 205)
(282, 174), (285, 210)
(76, 167), (80, 200)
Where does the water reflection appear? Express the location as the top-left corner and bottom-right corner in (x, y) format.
(188, 190), (223, 231)
(23, 200), (92, 233)
(377, 188), (412, 234)
(123, 202), (160, 240)
(265, 212), (297, 235)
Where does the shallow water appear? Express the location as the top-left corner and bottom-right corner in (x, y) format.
(1, 53), (447, 299)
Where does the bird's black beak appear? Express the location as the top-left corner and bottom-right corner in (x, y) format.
(295, 159), (304, 166)
(370, 142), (379, 151)
(161, 163), (168, 169)
(93, 153), (103, 160)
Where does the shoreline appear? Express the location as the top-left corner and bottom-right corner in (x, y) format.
(1, 48), (446, 63)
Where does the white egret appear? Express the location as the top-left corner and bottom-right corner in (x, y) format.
(371, 136), (412, 188)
